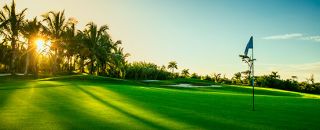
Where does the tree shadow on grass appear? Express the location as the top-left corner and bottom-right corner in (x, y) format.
(0, 81), (36, 108)
(75, 85), (169, 130)
(0, 84), (66, 90)
(2, 82), (127, 129)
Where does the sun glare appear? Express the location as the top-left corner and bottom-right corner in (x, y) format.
(35, 39), (50, 54)
(36, 39), (45, 52)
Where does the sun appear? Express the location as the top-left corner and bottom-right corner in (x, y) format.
(35, 39), (50, 54)
(36, 39), (45, 52)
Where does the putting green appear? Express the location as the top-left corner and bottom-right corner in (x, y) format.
(0, 75), (319, 129)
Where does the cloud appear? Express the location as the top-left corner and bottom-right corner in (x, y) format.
(263, 33), (320, 42)
(301, 36), (320, 42)
(263, 33), (303, 40)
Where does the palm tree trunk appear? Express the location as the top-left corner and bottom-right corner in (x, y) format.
(90, 58), (94, 74)
(24, 50), (29, 75)
(24, 41), (31, 76)
(52, 49), (57, 75)
(68, 56), (71, 72)
(73, 56), (76, 71)
(33, 53), (39, 78)
(80, 57), (85, 73)
(10, 38), (16, 75)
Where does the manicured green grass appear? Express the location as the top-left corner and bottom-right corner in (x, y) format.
(0, 75), (319, 129)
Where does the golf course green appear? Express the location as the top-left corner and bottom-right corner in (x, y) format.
(0, 75), (319, 130)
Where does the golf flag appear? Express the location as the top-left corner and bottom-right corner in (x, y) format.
(244, 36), (253, 56)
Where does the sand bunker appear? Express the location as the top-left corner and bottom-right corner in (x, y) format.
(141, 80), (160, 82)
(167, 84), (221, 88)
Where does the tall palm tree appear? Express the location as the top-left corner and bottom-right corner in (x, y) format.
(22, 17), (42, 76)
(0, 0), (27, 75)
(95, 33), (112, 74)
(63, 17), (78, 72)
(42, 10), (67, 74)
(75, 30), (89, 73)
(83, 22), (109, 74)
(167, 61), (177, 73)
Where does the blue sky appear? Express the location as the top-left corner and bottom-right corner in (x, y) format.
(6, 0), (320, 81)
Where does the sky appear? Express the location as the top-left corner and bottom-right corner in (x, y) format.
(3, 0), (320, 81)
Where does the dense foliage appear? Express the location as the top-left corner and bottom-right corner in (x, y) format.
(254, 72), (320, 94)
(125, 62), (172, 80)
(0, 1), (128, 78)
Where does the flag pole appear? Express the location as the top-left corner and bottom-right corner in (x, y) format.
(251, 36), (255, 111)
(240, 36), (255, 111)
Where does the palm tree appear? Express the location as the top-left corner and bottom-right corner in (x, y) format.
(75, 30), (89, 73)
(233, 72), (242, 84)
(82, 22), (109, 74)
(0, 0), (27, 75)
(270, 71), (280, 79)
(95, 33), (112, 75)
(181, 69), (189, 78)
(109, 40), (130, 78)
(213, 73), (221, 83)
(0, 15), (9, 28)
(63, 17), (78, 72)
(42, 10), (67, 74)
(22, 17), (42, 77)
(167, 61), (177, 73)
(307, 74), (314, 84)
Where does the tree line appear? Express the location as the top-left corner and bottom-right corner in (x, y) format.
(0, 1), (318, 94)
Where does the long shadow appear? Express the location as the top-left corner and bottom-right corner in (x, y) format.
(75, 85), (169, 130)
(0, 81), (31, 108)
(0, 84), (67, 90)
(41, 75), (144, 86)
(33, 86), (126, 129)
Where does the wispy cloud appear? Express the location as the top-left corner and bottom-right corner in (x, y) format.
(301, 36), (320, 42)
(262, 33), (320, 42)
(263, 33), (303, 40)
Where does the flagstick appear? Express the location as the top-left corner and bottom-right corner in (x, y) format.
(252, 40), (255, 111)
(240, 36), (255, 111)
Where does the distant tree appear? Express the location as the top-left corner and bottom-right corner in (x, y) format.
(202, 74), (212, 81)
(241, 70), (251, 85)
(212, 73), (221, 83)
(191, 73), (200, 79)
(270, 71), (280, 79)
(167, 61), (178, 73)
(232, 72), (242, 84)
(221, 74), (232, 84)
(307, 74), (315, 84)
(181, 69), (190, 78)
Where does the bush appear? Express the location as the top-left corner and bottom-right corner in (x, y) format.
(125, 61), (172, 80)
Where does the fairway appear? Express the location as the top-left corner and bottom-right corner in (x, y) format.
(0, 76), (319, 130)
